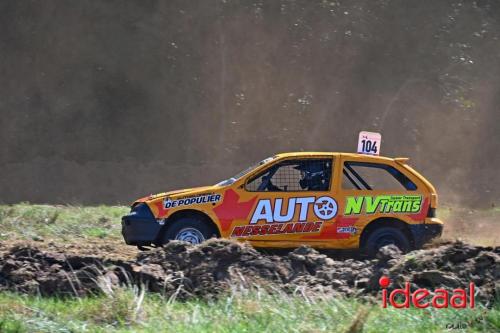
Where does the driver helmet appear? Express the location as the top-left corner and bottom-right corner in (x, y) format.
(295, 161), (329, 190)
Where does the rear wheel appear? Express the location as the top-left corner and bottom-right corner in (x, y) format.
(364, 227), (411, 254)
(162, 217), (216, 245)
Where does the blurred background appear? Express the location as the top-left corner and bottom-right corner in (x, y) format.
(1, 0), (499, 206)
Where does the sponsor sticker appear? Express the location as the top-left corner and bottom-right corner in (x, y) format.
(344, 195), (422, 215)
(231, 196), (339, 238)
(249, 196), (338, 224)
(164, 194), (222, 209)
(231, 221), (323, 237)
(337, 226), (357, 234)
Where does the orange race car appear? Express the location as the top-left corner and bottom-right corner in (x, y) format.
(122, 152), (444, 253)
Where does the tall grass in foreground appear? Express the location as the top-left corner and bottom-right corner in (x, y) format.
(0, 287), (498, 333)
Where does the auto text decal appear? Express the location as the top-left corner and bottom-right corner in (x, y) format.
(164, 194), (222, 208)
(344, 195), (422, 215)
(231, 196), (338, 237)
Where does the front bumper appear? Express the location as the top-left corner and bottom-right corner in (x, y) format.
(409, 218), (444, 248)
(121, 204), (161, 246)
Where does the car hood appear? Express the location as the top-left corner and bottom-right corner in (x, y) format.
(133, 185), (220, 204)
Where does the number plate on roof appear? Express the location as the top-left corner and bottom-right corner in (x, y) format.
(357, 131), (381, 155)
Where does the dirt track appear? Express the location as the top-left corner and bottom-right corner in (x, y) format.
(0, 240), (498, 305)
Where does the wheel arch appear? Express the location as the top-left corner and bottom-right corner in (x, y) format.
(155, 209), (221, 244)
(359, 217), (414, 249)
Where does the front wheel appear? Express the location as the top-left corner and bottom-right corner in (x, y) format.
(364, 227), (411, 255)
(161, 217), (216, 245)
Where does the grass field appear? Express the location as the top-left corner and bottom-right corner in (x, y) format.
(0, 203), (498, 332)
(0, 203), (127, 242)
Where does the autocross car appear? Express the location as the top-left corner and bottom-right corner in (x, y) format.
(122, 152), (443, 253)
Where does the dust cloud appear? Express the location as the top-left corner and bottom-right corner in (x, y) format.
(1, 0), (499, 206)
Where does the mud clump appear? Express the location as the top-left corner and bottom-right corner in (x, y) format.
(0, 240), (498, 304)
(0, 245), (130, 296)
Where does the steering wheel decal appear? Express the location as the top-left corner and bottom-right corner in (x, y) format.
(313, 196), (338, 220)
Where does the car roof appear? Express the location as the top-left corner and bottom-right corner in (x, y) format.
(274, 152), (404, 162)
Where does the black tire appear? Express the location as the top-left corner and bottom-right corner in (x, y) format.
(161, 217), (216, 245)
(364, 227), (411, 255)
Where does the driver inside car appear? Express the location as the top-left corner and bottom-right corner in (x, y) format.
(295, 161), (330, 191)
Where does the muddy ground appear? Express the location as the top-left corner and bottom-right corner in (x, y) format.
(0, 239), (498, 305)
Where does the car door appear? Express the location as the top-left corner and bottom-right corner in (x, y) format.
(233, 155), (340, 244)
(337, 155), (427, 247)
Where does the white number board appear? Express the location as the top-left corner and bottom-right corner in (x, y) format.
(357, 131), (381, 155)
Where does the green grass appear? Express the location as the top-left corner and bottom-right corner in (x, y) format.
(0, 203), (128, 242)
(0, 288), (497, 333)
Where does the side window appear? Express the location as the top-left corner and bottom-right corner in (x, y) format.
(342, 162), (417, 191)
(246, 159), (333, 192)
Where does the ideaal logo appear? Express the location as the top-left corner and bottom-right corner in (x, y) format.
(379, 276), (475, 309)
(231, 196), (338, 237)
(380, 276), (487, 330)
(345, 195), (422, 215)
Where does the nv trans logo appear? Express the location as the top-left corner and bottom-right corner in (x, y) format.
(231, 196), (338, 238)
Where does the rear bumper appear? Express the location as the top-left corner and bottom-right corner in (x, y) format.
(409, 218), (443, 248)
(121, 214), (161, 246)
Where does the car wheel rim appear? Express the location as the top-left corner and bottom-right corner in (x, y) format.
(175, 228), (205, 244)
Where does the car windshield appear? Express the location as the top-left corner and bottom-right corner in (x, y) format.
(215, 156), (276, 186)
